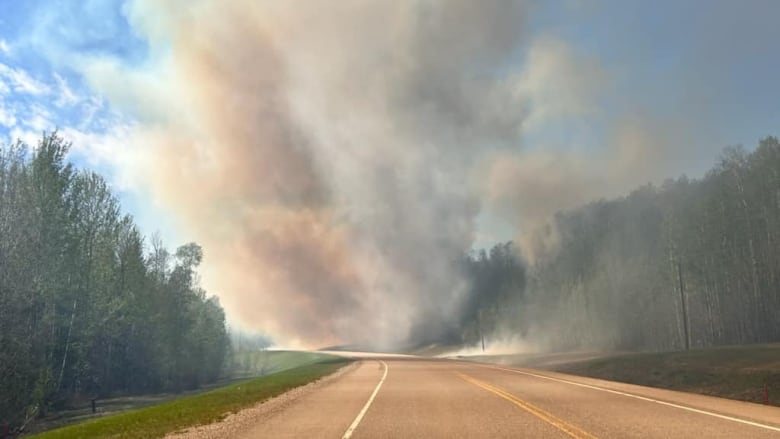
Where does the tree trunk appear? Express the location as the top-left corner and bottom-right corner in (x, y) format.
(56, 298), (77, 393)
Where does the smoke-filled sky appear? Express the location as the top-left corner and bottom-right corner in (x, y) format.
(1, 0), (779, 347)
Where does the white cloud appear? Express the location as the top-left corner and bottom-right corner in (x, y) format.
(8, 127), (39, 146)
(25, 105), (54, 132)
(61, 121), (142, 190)
(0, 63), (51, 95)
(53, 73), (79, 107)
(0, 100), (17, 127)
(77, 95), (105, 130)
(0, 39), (9, 56)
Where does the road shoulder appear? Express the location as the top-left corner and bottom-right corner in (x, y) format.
(165, 361), (359, 439)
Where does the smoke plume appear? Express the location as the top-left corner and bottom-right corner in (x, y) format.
(79, 0), (538, 348)
(79, 0), (705, 348)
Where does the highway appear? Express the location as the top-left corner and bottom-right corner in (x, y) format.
(233, 354), (780, 438)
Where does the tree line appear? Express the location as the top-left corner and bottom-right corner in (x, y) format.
(0, 133), (229, 431)
(462, 136), (780, 352)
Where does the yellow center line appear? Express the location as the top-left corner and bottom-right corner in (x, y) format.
(456, 372), (599, 439)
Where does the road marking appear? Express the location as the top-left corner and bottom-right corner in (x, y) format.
(457, 372), (599, 439)
(480, 364), (780, 433)
(342, 360), (388, 439)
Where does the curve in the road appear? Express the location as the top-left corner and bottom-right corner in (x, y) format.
(341, 360), (388, 439)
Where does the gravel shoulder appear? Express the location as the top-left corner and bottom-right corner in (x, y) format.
(165, 361), (359, 439)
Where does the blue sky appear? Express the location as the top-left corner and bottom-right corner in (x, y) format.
(0, 0), (181, 243)
(0, 1), (136, 141)
(1, 0), (779, 247)
(529, 0), (780, 161)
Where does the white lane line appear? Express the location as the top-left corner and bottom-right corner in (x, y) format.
(342, 360), (388, 439)
(479, 364), (780, 433)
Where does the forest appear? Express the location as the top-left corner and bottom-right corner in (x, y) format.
(0, 133), (229, 430)
(463, 136), (780, 352)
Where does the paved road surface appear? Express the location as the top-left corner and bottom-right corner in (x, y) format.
(236, 353), (780, 438)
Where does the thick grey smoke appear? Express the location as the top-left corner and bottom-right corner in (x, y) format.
(77, 0), (713, 348)
(80, 0), (538, 348)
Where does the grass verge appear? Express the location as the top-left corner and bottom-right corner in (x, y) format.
(550, 344), (780, 405)
(229, 350), (338, 378)
(28, 357), (350, 439)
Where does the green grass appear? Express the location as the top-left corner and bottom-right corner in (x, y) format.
(550, 344), (780, 405)
(230, 350), (338, 377)
(24, 351), (340, 435)
(29, 357), (350, 439)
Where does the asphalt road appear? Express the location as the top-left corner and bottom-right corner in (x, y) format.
(237, 353), (780, 438)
